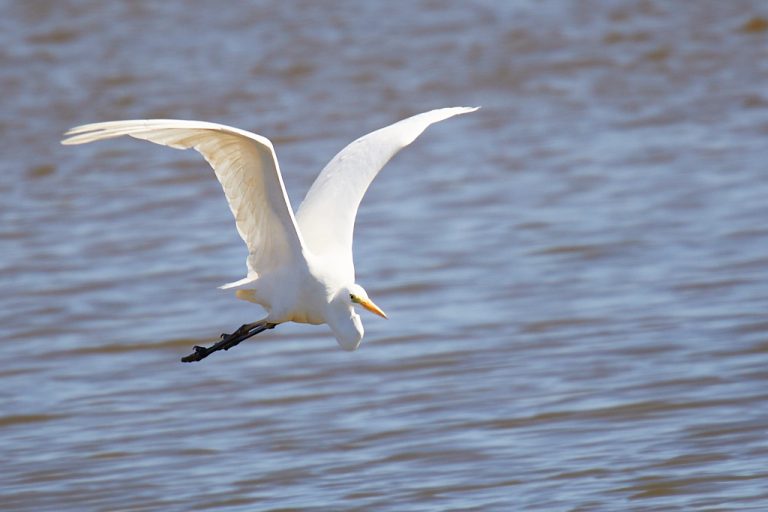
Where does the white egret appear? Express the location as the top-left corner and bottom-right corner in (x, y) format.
(62, 106), (478, 361)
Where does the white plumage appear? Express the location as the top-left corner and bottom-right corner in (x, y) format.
(63, 107), (478, 352)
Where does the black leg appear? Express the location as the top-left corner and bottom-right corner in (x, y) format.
(181, 321), (277, 363)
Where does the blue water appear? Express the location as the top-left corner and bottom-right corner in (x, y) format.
(2, 1), (768, 510)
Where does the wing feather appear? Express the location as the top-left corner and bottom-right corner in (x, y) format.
(62, 119), (306, 279)
(295, 107), (478, 270)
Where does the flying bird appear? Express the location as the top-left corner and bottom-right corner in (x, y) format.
(62, 107), (478, 361)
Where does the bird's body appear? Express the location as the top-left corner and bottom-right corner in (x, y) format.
(62, 107), (477, 355)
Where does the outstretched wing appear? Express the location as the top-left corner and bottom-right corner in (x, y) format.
(62, 119), (306, 279)
(296, 107), (478, 269)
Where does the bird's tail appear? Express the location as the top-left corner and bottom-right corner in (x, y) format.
(219, 275), (257, 290)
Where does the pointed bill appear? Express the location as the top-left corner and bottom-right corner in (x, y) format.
(360, 298), (388, 319)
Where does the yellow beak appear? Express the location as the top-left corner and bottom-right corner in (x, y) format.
(359, 298), (388, 319)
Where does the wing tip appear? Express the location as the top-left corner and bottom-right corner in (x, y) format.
(60, 121), (123, 145)
(424, 106), (480, 122)
(455, 106), (481, 114)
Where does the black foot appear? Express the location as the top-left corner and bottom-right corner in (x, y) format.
(181, 322), (276, 363)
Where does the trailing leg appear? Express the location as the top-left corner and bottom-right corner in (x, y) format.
(181, 320), (277, 363)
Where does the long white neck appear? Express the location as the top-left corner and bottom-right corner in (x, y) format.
(326, 293), (364, 351)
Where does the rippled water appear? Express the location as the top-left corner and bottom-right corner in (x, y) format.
(3, 1), (768, 510)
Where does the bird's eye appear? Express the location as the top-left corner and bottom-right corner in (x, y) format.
(350, 294), (357, 302)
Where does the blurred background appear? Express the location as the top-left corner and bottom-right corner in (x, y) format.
(2, 1), (768, 510)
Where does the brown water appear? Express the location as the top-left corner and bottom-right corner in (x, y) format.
(2, 1), (768, 510)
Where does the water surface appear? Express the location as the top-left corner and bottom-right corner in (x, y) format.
(2, 1), (768, 510)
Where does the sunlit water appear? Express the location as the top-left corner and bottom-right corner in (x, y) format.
(2, 1), (768, 510)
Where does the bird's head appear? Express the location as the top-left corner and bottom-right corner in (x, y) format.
(347, 283), (388, 319)
(327, 284), (387, 351)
